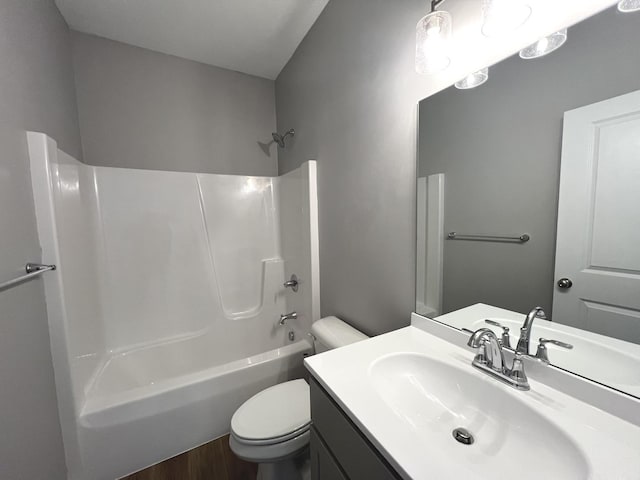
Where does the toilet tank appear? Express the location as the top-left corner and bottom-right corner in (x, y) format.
(311, 316), (368, 353)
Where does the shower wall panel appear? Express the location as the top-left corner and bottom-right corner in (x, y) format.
(96, 169), (217, 350)
(197, 174), (281, 319)
(32, 138), (107, 404)
(277, 162), (321, 340)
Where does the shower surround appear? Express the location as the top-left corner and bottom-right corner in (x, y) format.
(27, 132), (319, 479)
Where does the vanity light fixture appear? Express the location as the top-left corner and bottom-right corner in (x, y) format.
(454, 68), (489, 89)
(519, 29), (568, 59)
(617, 0), (640, 12)
(415, 0), (452, 74)
(481, 0), (531, 37)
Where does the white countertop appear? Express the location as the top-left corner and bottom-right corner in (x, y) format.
(305, 326), (640, 480)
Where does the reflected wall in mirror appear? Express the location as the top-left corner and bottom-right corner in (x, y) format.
(416, 6), (640, 397)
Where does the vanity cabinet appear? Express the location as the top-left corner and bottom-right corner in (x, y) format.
(309, 377), (402, 480)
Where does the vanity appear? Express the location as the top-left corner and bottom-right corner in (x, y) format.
(305, 323), (640, 480)
(306, 5), (640, 479)
(309, 378), (399, 480)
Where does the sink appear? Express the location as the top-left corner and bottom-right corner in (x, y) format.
(370, 353), (588, 478)
(305, 326), (640, 480)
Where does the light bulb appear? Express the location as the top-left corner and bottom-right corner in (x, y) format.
(454, 68), (489, 89)
(536, 37), (549, 53)
(482, 0), (531, 37)
(416, 10), (452, 75)
(519, 29), (568, 59)
(427, 24), (442, 36)
(618, 0), (640, 12)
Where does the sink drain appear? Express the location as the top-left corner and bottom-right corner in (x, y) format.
(452, 428), (474, 445)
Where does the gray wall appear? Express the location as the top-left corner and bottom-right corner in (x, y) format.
(275, 0), (434, 335)
(0, 0), (82, 478)
(418, 7), (640, 316)
(72, 31), (278, 176)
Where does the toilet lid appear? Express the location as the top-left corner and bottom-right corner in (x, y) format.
(231, 379), (310, 442)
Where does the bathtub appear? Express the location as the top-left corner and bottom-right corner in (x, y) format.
(27, 132), (320, 479)
(78, 336), (312, 479)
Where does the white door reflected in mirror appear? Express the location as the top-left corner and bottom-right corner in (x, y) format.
(554, 90), (640, 344)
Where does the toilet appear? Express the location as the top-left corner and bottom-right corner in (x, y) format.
(229, 316), (368, 480)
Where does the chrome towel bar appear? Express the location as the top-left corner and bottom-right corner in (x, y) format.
(0, 263), (57, 292)
(448, 232), (530, 243)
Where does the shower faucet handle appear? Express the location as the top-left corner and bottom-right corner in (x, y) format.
(283, 274), (299, 292)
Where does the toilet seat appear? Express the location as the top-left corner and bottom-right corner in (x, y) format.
(233, 422), (310, 446)
(230, 379), (310, 445)
(229, 379), (311, 463)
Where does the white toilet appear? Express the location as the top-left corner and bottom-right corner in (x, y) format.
(229, 316), (368, 480)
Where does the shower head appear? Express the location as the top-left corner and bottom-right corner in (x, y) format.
(272, 128), (295, 148)
(271, 132), (284, 147)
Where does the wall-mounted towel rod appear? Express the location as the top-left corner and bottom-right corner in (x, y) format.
(448, 232), (530, 243)
(0, 263), (57, 292)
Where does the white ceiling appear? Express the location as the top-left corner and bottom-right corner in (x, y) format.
(55, 0), (330, 80)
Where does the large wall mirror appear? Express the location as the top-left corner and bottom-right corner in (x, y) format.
(416, 6), (640, 398)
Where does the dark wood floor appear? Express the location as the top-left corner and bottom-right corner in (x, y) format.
(121, 435), (258, 480)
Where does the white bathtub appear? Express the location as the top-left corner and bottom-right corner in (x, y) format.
(79, 337), (312, 479)
(27, 132), (320, 479)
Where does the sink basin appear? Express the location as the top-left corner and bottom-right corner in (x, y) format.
(370, 353), (589, 478)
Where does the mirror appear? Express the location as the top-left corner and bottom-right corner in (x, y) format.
(416, 6), (640, 398)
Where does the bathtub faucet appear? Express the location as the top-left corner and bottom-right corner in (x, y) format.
(279, 311), (298, 325)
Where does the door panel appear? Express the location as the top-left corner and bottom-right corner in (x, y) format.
(590, 116), (640, 270)
(553, 90), (640, 342)
(579, 300), (640, 344)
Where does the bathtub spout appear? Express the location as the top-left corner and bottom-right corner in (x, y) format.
(279, 312), (298, 325)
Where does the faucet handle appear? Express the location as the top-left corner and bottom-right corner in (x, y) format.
(465, 328), (494, 367)
(534, 337), (573, 363)
(540, 338), (573, 349)
(283, 274), (299, 292)
(484, 319), (511, 348)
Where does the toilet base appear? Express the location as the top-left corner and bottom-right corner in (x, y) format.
(256, 449), (310, 480)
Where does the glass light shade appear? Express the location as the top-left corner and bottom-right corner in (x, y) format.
(454, 68), (489, 89)
(481, 0), (531, 37)
(618, 0), (640, 12)
(519, 29), (568, 59)
(415, 10), (452, 75)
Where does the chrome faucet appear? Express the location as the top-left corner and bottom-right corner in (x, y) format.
(467, 328), (529, 390)
(279, 311), (298, 325)
(468, 328), (505, 371)
(516, 306), (547, 355)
